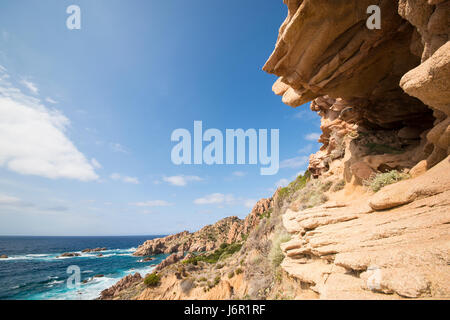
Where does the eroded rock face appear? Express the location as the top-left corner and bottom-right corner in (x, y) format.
(155, 252), (185, 271)
(100, 273), (142, 300)
(263, 0), (427, 121)
(265, 0), (449, 180)
(281, 159), (450, 299)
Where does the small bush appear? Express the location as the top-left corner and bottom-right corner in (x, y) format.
(269, 231), (291, 268)
(214, 275), (221, 286)
(294, 180), (330, 210)
(144, 273), (161, 287)
(260, 208), (273, 219)
(278, 171), (311, 202)
(235, 268), (243, 275)
(228, 271), (235, 279)
(180, 278), (196, 294)
(321, 181), (333, 192)
(182, 242), (243, 265)
(365, 170), (410, 192)
(198, 277), (207, 282)
(332, 179), (346, 192)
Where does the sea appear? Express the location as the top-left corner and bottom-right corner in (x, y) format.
(0, 235), (168, 300)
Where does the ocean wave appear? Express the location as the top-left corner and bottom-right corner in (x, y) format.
(46, 280), (64, 287)
(1, 247), (138, 263)
(82, 270), (94, 274)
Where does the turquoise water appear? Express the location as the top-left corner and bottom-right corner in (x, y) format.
(0, 236), (167, 300)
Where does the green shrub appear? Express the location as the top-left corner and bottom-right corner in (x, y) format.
(269, 231), (291, 268)
(260, 208), (273, 219)
(235, 268), (243, 275)
(365, 170), (410, 192)
(144, 272), (161, 287)
(295, 180), (330, 209)
(182, 242), (243, 265)
(278, 171), (311, 201)
(321, 181), (333, 192)
(332, 179), (346, 192)
(228, 271), (235, 279)
(214, 275), (221, 286)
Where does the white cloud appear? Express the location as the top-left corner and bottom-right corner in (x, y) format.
(305, 132), (321, 141)
(110, 173), (139, 184)
(20, 79), (39, 94)
(194, 193), (257, 209)
(0, 71), (98, 181)
(123, 176), (139, 184)
(109, 142), (128, 154)
(194, 193), (235, 205)
(232, 171), (247, 177)
(244, 199), (257, 209)
(0, 193), (20, 205)
(131, 200), (173, 207)
(280, 155), (309, 169)
(91, 158), (102, 169)
(298, 144), (313, 154)
(45, 97), (58, 104)
(275, 178), (290, 188)
(162, 175), (202, 187)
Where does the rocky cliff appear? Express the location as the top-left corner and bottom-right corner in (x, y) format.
(102, 0), (449, 300)
(133, 198), (273, 257)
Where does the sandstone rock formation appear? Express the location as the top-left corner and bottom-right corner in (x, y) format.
(155, 252), (185, 271)
(263, 0), (450, 300)
(100, 273), (143, 300)
(281, 159), (450, 298)
(264, 0), (449, 180)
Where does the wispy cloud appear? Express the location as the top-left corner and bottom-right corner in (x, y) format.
(0, 193), (21, 205)
(91, 158), (102, 169)
(232, 171), (247, 177)
(298, 144), (314, 154)
(20, 79), (39, 94)
(109, 143), (128, 154)
(110, 173), (139, 184)
(244, 199), (257, 209)
(162, 175), (202, 187)
(194, 193), (255, 209)
(0, 69), (98, 181)
(305, 132), (321, 141)
(280, 155), (309, 169)
(292, 109), (319, 121)
(131, 200), (173, 207)
(275, 178), (289, 188)
(45, 97), (58, 104)
(194, 193), (235, 205)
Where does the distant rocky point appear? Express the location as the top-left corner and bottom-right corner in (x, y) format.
(82, 247), (107, 253)
(57, 252), (80, 258)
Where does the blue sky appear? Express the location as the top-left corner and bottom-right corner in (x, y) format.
(0, 0), (321, 236)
